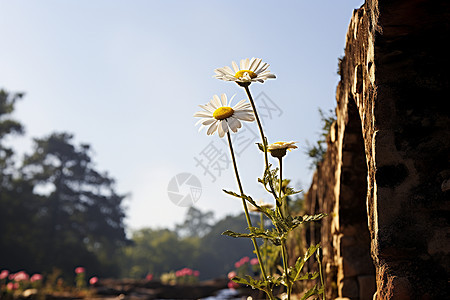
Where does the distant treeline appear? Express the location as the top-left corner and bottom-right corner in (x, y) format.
(0, 89), (257, 281)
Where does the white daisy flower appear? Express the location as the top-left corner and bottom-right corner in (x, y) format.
(267, 141), (298, 158)
(194, 94), (255, 138)
(214, 58), (276, 84)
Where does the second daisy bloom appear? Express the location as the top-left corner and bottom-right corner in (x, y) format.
(194, 94), (255, 138)
(214, 58), (276, 84)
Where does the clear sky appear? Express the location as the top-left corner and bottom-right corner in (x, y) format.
(0, 0), (364, 232)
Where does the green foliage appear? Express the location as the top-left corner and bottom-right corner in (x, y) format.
(0, 90), (128, 278)
(232, 275), (269, 292)
(305, 108), (336, 168)
(18, 132), (128, 277)
(288, 244), (320, 283)
(121, 228), (199, 278)
(222, 189), (326, 244)
(121, 211), (258, 280)
(175, 206), (214, 238)
(300, 285), (324, 300)
(0, 89), (24, 188)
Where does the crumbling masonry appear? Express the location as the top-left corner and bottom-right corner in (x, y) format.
(301, 0), (450, 299)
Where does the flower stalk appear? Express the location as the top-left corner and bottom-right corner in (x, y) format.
(226, 131), (275, 300)
(243, 85), (278, 201)
(278, 156), (293, 300)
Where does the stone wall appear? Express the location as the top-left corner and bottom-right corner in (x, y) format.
(301, 0), (450, 299)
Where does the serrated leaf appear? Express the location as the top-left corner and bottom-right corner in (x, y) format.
(232, 275), (267, 292)
(222, 189), (241, 198)
(222, 228), (284, 245)
(301, 213), (327, 223)
(300, 284), (321, 300)
(266, 275), (284, 286)
(297, 272), (319, 280)
(284, 186), (302, 196)
(222, 230), (255, 239)
(289, 244), (321, 282)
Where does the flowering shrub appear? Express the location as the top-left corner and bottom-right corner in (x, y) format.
(89, 276), (98, 286)
(0, 270), (9, 280)
(160, 267), (200, 285)
(0, 270), (38, 298)
(145, 273), (153, 281)
(74, 266), (86, 289)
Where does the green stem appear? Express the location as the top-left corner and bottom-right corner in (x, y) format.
(226, 131), (275, 300)
(318, 251), (326, 300)
(278, 157), (291, 300)
(243, 85), (278, 200)
(281, 240), (291, 299)
(260, 212), (268, 279)
(278, 157), (284, 219)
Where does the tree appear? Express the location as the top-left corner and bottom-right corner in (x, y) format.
(0, 89), (39, 272)
(21, 132), (128, 277)
(175, 206), (214, 238)
(0, 89), (24, 187)
(121, 228), (200, 278)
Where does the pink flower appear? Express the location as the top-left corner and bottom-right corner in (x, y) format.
(193, 270), (200, 277)
(89, 276), (98, 285)
(30, 273), (43, 282)
(227, 271), (237, 280)
(6, 282), (19, 290)
(227, 280), (239, 290)
(250, 258), (259, 265)
(13, 271), (29, 281)
(75, 267), (85, 274)
(234, 261), (241, 268)
(145, 274), (153, 281)
(240, 256), (249, 264)
(0, 270), (9, 280)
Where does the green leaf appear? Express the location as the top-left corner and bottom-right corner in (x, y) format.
(222, 228), (284, 245)
(232, 275), (267, 292)
(256, 143), (265, 152)
(222, 189), (258, 207)
(297, 272), (319, 280)
(284, 186), (302, 196)
(300, 284), (322, 300)
(266, 274), (284, 286)
(301, 213), (327, 223)
(221, 230), (255, 239)
(222, 189), (276, 221)
(289, 244), (321, 282)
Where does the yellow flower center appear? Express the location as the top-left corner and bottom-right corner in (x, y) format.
(235, 70), (257, 79)
(213, 107), (234, 120)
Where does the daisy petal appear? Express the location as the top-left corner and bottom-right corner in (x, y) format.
(194, 111), (213, 118)
(199, 104), (215, 113)
(232, 61), (239, 73)
(220, 93), (227, 106)
(202, 118), (216, 125)
(207, 121), (219, 135)
(228, 117), (242, 133)
(212, 94), (221, 108)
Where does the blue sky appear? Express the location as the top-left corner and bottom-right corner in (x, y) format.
(0, 0), (364, 231)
